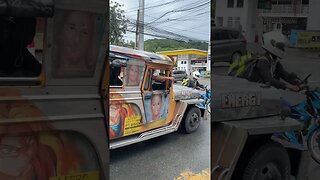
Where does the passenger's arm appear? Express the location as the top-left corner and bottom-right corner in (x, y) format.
(276, 63), (300, 85)
(152, 75), (174, 82)
(256, 60), (287, 89)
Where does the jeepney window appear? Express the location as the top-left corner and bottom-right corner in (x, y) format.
(52, 9), (103, 78)
(125, 62), (145, 87)
(151, 69), (171, 91)
(0, 17), (44, 78)
(144, 69), (151, 90)
(110, 66), (124, 87)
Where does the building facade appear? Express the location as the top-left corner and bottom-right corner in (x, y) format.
(157, 49), (209, 75)
(215, 0), (318, 43)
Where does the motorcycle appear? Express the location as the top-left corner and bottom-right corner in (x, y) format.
(273, 74), (320, 164)
(196, 85), (211, 115)
(181, 77), (211, 114)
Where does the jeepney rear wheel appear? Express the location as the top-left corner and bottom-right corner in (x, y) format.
(243, 142), (291, 180)
(181, 107), (201, 134)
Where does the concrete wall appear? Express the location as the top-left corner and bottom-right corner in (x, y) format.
(307, 0), (320, 30)
(215, 0), (249, 30)
(215, 0), (259, 43)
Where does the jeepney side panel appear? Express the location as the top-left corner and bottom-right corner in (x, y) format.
(0, 0), (109, 179)
(140, 63), (176, 130)
(109, 58), (147, 140)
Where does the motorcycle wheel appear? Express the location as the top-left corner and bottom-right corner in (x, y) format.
(308, 128), (320, 164)
(207, 102), (211, 114)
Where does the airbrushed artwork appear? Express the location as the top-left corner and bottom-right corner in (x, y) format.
(144, 92), (169, 123)
(0, 88), (100, 179)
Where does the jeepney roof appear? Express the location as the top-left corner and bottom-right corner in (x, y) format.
(110, 45), (173, 65)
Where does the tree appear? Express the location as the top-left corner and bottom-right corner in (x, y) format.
(110, 1), (128, 45)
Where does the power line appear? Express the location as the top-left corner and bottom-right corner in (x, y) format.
(146, 1), (210, 25)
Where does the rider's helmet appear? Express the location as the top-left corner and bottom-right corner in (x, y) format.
(261, 31), (289, 59)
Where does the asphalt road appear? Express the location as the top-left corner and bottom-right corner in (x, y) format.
(110, 78), (211, 180)
(212, 47), (320, 179)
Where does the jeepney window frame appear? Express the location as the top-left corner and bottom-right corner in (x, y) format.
(0, 17), (45, 86)
(109, 65), (124, 88)
(45, 6), (108, 86)
(144, 68), (152, 91)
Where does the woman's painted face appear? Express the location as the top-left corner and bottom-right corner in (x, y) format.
(151, 95), (162, 118)
(128, 65), (139, 85)
(110, 104), (121, 125)
(0, 136), (33, 178)
(61, 11), (93, 64)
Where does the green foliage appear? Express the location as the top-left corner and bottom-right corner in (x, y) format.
(110, 1), (129, 45)
(144, 39), (208, 52)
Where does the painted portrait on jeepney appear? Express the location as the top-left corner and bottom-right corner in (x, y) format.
(109, 93), (143, 139)
(144, 92), (169, 123)
(0, 88), (100, 179)
(52, 9), (104, 78)
(124, 60), (145, 87)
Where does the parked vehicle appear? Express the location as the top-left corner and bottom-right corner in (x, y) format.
(109, 46), (208, 149)
(0, 0), (109, 179)
(172, 70), (188, 82)
(212, 27), (247, 63)
(273, 74), (320, 164)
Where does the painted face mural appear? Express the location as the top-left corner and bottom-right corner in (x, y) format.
(144, 92), (169, 123)
(0, 88), (100, 179)
(151, 94), (162, 121)
(53, 9), (103, 77)
(109, 93), (143, 139)
(127, 65), (140, 86)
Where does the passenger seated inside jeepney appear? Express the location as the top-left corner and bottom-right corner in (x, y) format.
(110, 66), (123, 86)
(0, 16), (41, 77)
(151, 69), (173, 90)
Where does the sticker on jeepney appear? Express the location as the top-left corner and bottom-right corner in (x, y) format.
(123, 116), (142, 136)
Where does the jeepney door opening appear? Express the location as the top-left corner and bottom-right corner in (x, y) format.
(141, 66), (172, 125)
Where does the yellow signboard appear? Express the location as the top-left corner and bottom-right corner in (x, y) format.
(49, 171), (99, 180)
(297, 31), (320, 48)
(123, 115), (142, 136)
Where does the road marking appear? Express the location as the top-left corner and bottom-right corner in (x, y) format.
(174, 169), (210, 180)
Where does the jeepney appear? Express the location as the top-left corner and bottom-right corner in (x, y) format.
(0, 0), (109, 179)
(109, 45), (208, 149)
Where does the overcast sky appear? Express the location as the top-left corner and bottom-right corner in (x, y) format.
(112, 0), (210, 42)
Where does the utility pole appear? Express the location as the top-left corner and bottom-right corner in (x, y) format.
(135, 10), (139, 49)
(137, 0), (145, 50)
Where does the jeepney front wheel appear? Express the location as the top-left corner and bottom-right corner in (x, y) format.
(180, 107), (201, 134)
(243, 142), (291, 180)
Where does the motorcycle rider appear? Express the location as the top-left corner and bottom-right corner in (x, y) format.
(182, 74), (204, 90)
(248, 31), (301, 92)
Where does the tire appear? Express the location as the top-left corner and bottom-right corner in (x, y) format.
(243, 142), (291, 180)
(308, 128), (320, 164)
(231, 52), (241, 64)
(207, 102), (211, 114)
(180, 107), (201, 134)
